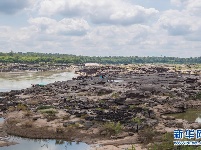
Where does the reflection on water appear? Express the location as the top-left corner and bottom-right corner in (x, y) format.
(113, 79), (124, 83)
(0, 117), (4, 123)
(1, 137), (90, 150)
(0, 71), (77, 92)
(167, 109), (201, 123)
(195, 117), (201, 123)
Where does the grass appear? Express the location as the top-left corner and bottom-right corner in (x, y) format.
(8, 106), (15, 112)
(96, 107), (105, 111)
(111, 92), (120, 98)
(127, 145), (136, 150)
(39, 108), (58, 121)
(16, 104), (27, 111)
(131, 117), (142, 124)
(195, 92), (201, 100)
(148, 132), (201, 150)
(138, 127), (158, 145)
(102, 121), (123, 136)
(129, 105), (137, 110)
(39, 108), (57, 115)
(148, 133), (174, 150)
(37, 105), (54, 110)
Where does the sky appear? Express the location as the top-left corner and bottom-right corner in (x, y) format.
(0, 0), (201, 57)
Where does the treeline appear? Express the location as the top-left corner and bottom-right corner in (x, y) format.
(0, 52), (200, 64)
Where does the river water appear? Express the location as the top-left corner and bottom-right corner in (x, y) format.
(0, 70), (91, 150)
(0, 70), (77, 92)
(167, 109), (201, 123)
(2, 137), (90, 150)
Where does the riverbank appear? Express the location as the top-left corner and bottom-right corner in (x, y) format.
(0, 64), (201, 149)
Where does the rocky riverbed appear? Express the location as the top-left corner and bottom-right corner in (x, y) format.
(0, 63), (73, 72)
(0, 64), (201, 149)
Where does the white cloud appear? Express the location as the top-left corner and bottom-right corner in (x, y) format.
(158, 10), (192, 35)
(38, 0), (158, 25)
(28, 17), (90, 36)
(0, 0), (200, 57)
(185, 0), (201, 14)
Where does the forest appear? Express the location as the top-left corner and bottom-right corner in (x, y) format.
(0, 51), (200, 64)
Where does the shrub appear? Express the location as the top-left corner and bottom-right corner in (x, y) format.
(111, 92), (120, 98)
(37, 105), (54, 110)
(148, 132), (201, 150)
(195, 93), (201, 100)
(138, 127), (158, 144)
(129, 105), (137, 110)
(102, 121), (123, 136)
(127, 145), (136, 150)
(8, 106), (15, 112)
(39, 108), (57, 115)
(16, 104), (27, 111)
(131, 117), (142, 124)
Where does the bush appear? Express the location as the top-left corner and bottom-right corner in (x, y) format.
(16, 104), (27, 111)
(39, 108), (57, 115)
(195, 93), (201, 100)
(111, 93), (120, 98)
(8, 106), (15, 112)
(131, 117), (142, 124)
(138, 127), (158, 144)
(37, 105), (54, 110)
(148, 133), (201, 150)
(127, 145), (136, 150)
(102, 121), (123, 136)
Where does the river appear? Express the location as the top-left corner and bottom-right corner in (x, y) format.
(0, 70), (91, 150)
(0, 70), (77, 92)
(167, 109), (201, 123)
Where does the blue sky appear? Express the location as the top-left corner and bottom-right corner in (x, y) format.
(0, 0), (200, 57)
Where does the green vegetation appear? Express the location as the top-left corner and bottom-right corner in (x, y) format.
(39, 108), (58, 121)
(131, 117), (142, 124)
(195, 92), (201, 100)
(39, 108), (57, 115)
(111, 92), (120, 98)
(148, 133), (174, 150)
(102, 121), (123, 135)
(37, 105), (54, 110)
(148, 132), (201, 150)
(129, 105), (137, 110)
(127, 145), (136, 150)
(139, 127), (158, 144)
(0, 52), (200, 64)
(16, 104), (27, 111)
